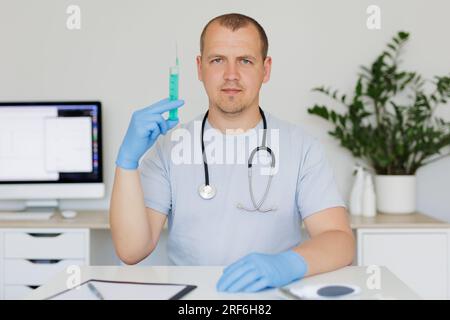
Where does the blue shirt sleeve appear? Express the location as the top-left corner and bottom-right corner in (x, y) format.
(296, 136), (346, 220)
(138, 138), (172, 215)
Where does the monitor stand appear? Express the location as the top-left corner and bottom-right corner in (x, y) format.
(0, 200), (58, 221)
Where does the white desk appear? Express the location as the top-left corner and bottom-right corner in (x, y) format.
(25, 265), (420, 300)
(3, 211), (447, 299)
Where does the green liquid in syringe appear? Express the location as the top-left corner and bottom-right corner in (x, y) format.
(169, 69), (179, 121)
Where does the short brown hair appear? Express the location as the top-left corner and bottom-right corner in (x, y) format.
(200, 13), (269, 60)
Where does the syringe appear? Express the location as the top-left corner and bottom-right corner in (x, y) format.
(168, 43), (180, 121)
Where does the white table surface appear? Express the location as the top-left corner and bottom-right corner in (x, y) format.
(26, 265), (420, 300)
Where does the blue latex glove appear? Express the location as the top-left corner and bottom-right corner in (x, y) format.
(216, 251), (308, 293)
(116, 98), (184, 170)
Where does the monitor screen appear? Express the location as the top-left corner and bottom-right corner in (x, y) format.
(0, 102), (103, 184)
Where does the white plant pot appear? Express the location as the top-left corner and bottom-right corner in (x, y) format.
(375, 175), (416, 214)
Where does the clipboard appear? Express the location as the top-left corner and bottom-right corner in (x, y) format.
(45, 279), (197, 300)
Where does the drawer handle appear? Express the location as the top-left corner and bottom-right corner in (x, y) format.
(27, 285), (40, 290)
(27, 233), (62, 238)
(27, 259), (62, 264)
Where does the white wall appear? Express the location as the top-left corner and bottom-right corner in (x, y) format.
(0, 0), (449, 221)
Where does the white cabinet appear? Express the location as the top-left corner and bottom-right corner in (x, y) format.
(4, 231), (87, 259)
(0, 228), (89, 299)
(4, 259), (86, 286)
(357, 228), (450, 299)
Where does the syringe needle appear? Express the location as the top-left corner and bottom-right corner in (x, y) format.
(176, 41), (179, 66)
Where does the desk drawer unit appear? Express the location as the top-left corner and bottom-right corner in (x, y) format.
(0, 229), (90, 300)
(4, 231), (86, 259)
(4, 285), (38, 300)
(4, 259), (86, 286)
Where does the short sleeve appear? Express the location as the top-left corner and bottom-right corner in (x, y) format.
(296, 137), (346, 220)
(138, 139), (171, 215)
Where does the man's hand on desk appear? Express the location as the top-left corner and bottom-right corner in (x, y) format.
(216, 251), (308, 293)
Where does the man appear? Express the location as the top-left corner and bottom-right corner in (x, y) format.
(110, 13), (355, 293)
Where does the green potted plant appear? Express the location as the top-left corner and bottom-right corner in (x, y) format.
(307, 31), (450, 214)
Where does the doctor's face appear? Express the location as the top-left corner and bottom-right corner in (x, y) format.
(197, 22), (271, 115)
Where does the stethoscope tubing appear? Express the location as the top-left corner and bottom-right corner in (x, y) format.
(199, 107), (276, 212)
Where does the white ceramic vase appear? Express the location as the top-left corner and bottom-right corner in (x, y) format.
(374, 175), (416, 214)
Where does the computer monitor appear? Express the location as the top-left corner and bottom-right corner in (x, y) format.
(0, 101), (104, 214)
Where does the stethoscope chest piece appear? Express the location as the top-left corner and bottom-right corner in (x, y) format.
(198, 184), (216, 200)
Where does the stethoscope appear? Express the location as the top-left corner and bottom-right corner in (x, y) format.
(198, 107), (277, 212)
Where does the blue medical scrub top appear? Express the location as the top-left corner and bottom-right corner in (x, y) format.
(138, 111), (345, 265)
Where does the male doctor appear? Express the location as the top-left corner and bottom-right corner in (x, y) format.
(110, 13), (355, 293)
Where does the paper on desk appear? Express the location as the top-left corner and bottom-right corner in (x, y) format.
(47, 280), (194, 300)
